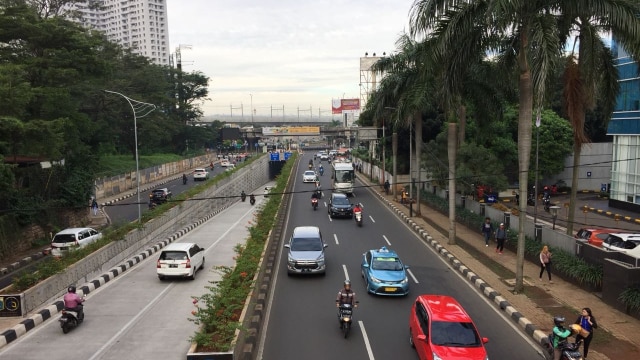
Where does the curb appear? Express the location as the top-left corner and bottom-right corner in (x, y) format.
(0, 202), (233, 349)
(373, 191), (551, 351)
(0, 250), (50, 277)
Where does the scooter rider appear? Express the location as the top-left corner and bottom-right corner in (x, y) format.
(63, 285), (85, 320)
(319, 164), (324, 176)
(182, 173), (187, 184)
(353, 202), (363, 215)
(336, 280), (358, 322)
(552, 315), (572, 360)
(241, 190), (247, 201)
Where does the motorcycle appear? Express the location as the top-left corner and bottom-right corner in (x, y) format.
(338, 303), (356, 338)
(59, 299), (85, 334)
(182, 176), (187, 185)
(249, 194), (256, 205)
(526, 193), (536, 206)
(319, 167), (324, 176)
(544, 339), (583, 360)
(543, 195), (551, 212)
(312, 197), (319, 210)
(241, 192), (247, 202)
(354, 209), (363, 227)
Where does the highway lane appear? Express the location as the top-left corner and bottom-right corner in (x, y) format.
(260, 154), (545, 360)
(0, 187), (265, 360)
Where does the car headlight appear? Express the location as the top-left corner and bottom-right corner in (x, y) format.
(432, 353), (443, 360)
(288, 256), (294, 265)
(317, 256), (325, 267)
(370, 275), (382, 284)
(401, 277), (409, 284)
(484, 356), (489, 360)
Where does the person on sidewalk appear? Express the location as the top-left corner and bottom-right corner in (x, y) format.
(481, 217), (494, 247)
(574, 307), (598, 359)
(539, 245), (553, 282)
(91, 198), (99, 216)
(384, 180), (390, 195)
(495, 223), (506, 254)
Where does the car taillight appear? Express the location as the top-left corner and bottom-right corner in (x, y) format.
(186, 259), (191, 268)
(61, 310), (66, 315)
(156, 260), (161, 268)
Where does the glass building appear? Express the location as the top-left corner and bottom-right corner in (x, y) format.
(608, 41), (640, 211)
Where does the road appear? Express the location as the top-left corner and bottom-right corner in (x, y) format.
(0, 184), (265, 360)
(259, 154), (546, 360)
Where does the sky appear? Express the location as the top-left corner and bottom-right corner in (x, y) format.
(166, 0), (414, 119)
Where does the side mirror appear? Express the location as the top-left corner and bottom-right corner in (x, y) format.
(404, 265), (410, 269)
(417, 334), (427, 342)
(284, 244), (290, 248)
(362, 263), (369, 268)
(323, 244), (329, 248)
(482, 337), (489, 344)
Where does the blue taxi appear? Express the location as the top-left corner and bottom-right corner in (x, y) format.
(360, 246), (410, 296)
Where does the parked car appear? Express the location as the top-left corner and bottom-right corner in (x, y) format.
(193, 168), (209, 181)
(156, 242), (205, 280)
(149, 188), (172, 205)
(328, 193), (353, 218)
(361, 246), (410, 296)
(602, 233), (640, 252)
(575, 227), (618, 247)
(284, 226), (327, 275)
(409, 294), (489, 360)
(51, 227), (103, 257)
(303, 170), (317, 183)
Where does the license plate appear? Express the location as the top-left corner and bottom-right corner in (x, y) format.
(384, 287), (397, 292)
(169, 264), (178, 268)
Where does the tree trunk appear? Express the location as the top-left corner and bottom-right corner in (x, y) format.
(515, 32), (534, 294)
(392, 130), (398, 201)
(448, 122), (457, 245)
(457, 105), (466, 149)
(567, 141), (581, 235)
(414, 111), (422, 216)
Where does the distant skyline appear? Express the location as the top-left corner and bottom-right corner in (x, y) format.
(166, 0), (413, 117)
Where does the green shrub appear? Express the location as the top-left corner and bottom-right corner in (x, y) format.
(618, 286), (640, 314)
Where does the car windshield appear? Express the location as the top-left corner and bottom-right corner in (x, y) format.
(52, 234), (76, 244)
(431, 321), (481, 347)
(291, 238), (322, 251)
(304, 171), (315, 176)
(332, 197), (350, 206)
(160, 251), (188, 261)
(335, 170), (353, 182)
(195, 169), (205, 173)
(371, 257), (403, 271)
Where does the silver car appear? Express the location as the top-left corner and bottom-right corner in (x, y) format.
(285, 226), (327, 275)
(303, 170), (317, 183)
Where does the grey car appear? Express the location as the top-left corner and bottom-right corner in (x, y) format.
(285, 226), (327, 275)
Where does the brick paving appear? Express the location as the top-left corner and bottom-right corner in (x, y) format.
(366, 181), (640, 360)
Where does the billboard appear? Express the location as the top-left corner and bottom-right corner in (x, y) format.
(332, 98), (361, 114)
(262, 126), (320, 136)
(220, 127), (242, 141)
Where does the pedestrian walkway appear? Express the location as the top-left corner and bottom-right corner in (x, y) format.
(362, 180), (640, 360)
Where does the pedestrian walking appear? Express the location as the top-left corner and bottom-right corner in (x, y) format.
(91, 198), (99, 216)
(401, 188), (407, 204)
(495, 223), (506, 254)
(574, 307), (597, 359)
(481, 217), (494, 247)
(383, 180), (390, 195)
(539, 245), (553, 282)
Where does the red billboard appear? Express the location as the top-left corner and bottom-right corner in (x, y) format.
(332, 98), (361, 114)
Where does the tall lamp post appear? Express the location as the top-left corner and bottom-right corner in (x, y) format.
(534, 110), (541, 225)
(104, 90), (157, 223)
(385, 107), (398, 200)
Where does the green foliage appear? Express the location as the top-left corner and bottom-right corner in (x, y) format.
(190, 154), (296, 351)
(618, 286), (640, 314)
(96, 154), (185, 178)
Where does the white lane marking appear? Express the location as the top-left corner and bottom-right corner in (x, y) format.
(358, 321), (375, 360)
(328, 214), (333, 222)
(383, 235), (391, 246)
(342, 264), (350, 281)
(87, 284), (174, 360)
(368, 215), (375, 223)
(407, 268), (419, 284)
(334, 234), (339, 245)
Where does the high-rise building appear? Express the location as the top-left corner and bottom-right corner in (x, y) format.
(71, 0), (170, 66)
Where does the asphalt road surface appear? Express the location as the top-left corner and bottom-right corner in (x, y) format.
(0, 186), (264, 360)
(259, 154), (546, 360)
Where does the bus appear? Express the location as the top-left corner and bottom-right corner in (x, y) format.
(331, 161), (355, 195)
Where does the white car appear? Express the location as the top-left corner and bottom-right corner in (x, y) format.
(320, 153), (329, 161)
(193, 168), (209, 181)
(50, 227), (103, 257)
(156, 242), (205, 280)
(303, 170), (317, 183)
(220, 160), (231, 167)
(225, 164), (236, 172)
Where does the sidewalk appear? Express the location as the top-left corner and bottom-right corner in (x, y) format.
(364, 181), (640, 360)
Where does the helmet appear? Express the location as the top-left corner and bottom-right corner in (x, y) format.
(343, 280), (351, 290)
(68, 285), (76, 293)
(553, 316), (565, 327)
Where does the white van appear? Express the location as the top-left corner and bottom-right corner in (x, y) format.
(51, 227), (102, 257)
(156, 243), (205, 280)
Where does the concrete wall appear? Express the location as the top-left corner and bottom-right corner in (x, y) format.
(22, 156), (271, 313)
(543, 142), (612, 191)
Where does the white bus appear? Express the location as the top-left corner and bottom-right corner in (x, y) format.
(331, 161), (355, 195)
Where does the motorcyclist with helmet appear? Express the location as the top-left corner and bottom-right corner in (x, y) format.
(552, 315), (572, 360)
(319, 164), (324, 176)
(241, 190), (247, 202)
(336, 280), (358, 324)
(63, 285), (85, 321)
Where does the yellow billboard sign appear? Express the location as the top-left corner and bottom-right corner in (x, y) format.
(262, 126), (320, 136)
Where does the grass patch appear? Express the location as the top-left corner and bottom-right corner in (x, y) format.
(96, 153), (189, 178)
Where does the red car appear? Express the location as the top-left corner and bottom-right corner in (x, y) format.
(409, 295), (489, 360)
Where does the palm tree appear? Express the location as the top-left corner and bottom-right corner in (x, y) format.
(558, 5), (640, 235)
(410, 0), (560, 292)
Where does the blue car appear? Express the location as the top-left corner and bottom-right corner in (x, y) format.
(360, 246), (410, 296)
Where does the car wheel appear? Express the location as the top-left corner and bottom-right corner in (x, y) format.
(200, 257), (205, 270)
(158, 275), (164, 281)
(190, 268), (196, 280)
(409, 328), (415, 348)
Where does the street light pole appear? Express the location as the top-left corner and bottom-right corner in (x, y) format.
(382, 117), (386, 185)
(534, 110), (541, 225)
(104, 90), (156, 223)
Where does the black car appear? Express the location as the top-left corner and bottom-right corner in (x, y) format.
(328, 193), (353, 218)
(149, 188), (172, 205)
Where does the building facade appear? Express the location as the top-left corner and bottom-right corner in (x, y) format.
(72, 0), (170, 66)
(607, 41), (640, 211)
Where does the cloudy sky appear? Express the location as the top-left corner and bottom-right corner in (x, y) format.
(166, 0), (414, 118)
